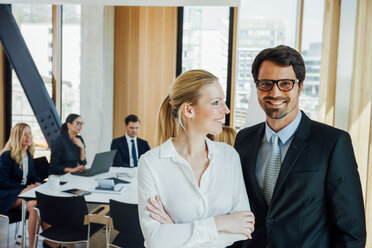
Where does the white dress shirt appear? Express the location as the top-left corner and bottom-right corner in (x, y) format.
(125, 134), (138, 167)
(137, 138), (250, 248)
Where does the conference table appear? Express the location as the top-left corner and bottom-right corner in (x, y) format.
(18, 167), (138, 248)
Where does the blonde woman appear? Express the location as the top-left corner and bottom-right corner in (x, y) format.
(137, 70), (254, 248)
(0, 123), (57, 248)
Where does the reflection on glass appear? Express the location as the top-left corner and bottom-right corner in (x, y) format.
(11, 4), (52, 158)
(233, 0), (298, 130)
(300, 0), (324, 121)
(182, 6), (230, 96)
(62, 5), (81, 121)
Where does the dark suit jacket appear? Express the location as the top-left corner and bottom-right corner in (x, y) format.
(49, 132), (87, 175)
(233, 112), (366, 248)
(110, 135), (150, 167)
(0, 151), (40, 212)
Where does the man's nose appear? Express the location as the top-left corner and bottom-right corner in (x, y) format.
(268, 83), (282, 97)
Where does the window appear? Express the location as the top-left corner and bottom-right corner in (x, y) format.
(62, 5), (81, 121)
(300, 0), (324, 120)
(182, 6), (230, 96)
(11, 4), (53, 158)
(234, 0), (299, 130)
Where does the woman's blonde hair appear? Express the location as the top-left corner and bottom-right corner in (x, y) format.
(213, 126), (237, 147)
(156, 69), (218, 145)
(1, 123), (34, 167)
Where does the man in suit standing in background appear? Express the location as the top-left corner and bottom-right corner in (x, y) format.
(111, 114), (150, 167)
(233, 45), (366, 248)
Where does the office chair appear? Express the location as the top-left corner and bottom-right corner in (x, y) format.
(107, 199), (145, 248)
(34, 192), (104, 248)
(0, 208), (28, 248)
(33, 157), (50, 182)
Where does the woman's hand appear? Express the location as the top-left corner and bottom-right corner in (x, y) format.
(66, 165), (86, 173)
(214, 211), (255, 239)
(147, 195), (174, 224)
(72, 137), (84, 149)
(23, 183), (40, 192)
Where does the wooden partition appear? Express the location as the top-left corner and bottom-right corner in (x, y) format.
(349, 0), (372, 246)
(0, 44), (5, 148)
(318, 0), (341, 125)
(113, 7), (177, 148)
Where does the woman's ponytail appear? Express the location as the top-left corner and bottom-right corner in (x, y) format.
(156, 95), (176, 146)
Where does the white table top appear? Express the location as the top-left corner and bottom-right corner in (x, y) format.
(19, 167), (138, 204)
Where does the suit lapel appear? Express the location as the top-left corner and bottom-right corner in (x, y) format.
(246, 124), (267, 208)
(121, 136), (130, 164)
(271, 112), (311, 204)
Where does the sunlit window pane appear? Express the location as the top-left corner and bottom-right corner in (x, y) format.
(62, 5), (81, 121)
(300, 0), (324, 120)
(234, 0), (298, 130)
(182, 6), (230, 96)
(11, 4), (52, 158)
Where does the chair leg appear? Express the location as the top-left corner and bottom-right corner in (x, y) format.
(13, 221), (19, 241)
(33, 208), (40, 248)
(87, 223), (90, 248)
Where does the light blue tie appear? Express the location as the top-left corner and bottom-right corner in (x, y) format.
(263, 133), (281, 206)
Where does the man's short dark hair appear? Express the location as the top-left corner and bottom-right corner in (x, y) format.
(251, 45), (306, 85)
(125, 114), (140, 125)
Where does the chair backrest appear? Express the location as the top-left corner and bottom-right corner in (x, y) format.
(33, 157), (50, 181)
(36, 191), (88, 228)
(109, 199), (142, 236)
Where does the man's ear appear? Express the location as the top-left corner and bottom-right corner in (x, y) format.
(181, 103), (194, 119)
(299, 82), (304, 95)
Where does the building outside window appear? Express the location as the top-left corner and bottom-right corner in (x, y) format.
(182, 6), (230, 97)
(11, 4), (53, 158)
(234, 0), (323, 130)
(300, 0), (324, 120)
(62, 5), (81, 121)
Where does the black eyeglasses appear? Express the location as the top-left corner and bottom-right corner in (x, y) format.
(256, 79), (300, 92)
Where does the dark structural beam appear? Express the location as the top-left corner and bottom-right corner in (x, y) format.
(0, 4), (61, 145)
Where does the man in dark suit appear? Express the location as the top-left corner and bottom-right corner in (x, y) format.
(111, 115), (150, 167)
(233, 45), (366, 248)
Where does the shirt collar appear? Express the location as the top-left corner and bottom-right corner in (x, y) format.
(160, 137), (218, 161)
(125, 134), (137, 142)
(265, 110), (302, 144)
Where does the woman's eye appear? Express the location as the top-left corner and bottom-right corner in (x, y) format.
(212, 101), (219, 105)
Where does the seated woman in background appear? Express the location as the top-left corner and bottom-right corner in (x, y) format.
(137, 70), (254, 248)
(0, 123), (57, 248)
(49, 114), (87, 175)
(213, 126), (237, 147)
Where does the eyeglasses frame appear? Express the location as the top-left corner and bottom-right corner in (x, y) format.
(256, 79), (300, 92)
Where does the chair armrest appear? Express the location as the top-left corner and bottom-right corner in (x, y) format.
(86, 204), (110, 225)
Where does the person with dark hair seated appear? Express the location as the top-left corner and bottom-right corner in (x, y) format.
(110, 114), (150, 167)
(49, 114), (87, 175)
(0, 123), (58, 248)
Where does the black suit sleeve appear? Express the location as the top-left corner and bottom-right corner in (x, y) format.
(0, 152), (24, 189)
(111, 139), (129, 167)
(77, 135), (87, 165)
(326, 132), (366, 247)
(144, 141), (150, 152)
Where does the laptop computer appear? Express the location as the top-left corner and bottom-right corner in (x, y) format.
(71, 150), (117, 177)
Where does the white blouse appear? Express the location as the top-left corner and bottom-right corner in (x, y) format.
(21, 155), (29, 185)
(137, 138), (250, 248)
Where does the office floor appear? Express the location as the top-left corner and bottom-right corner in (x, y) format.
(4, 221), (118, 248)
